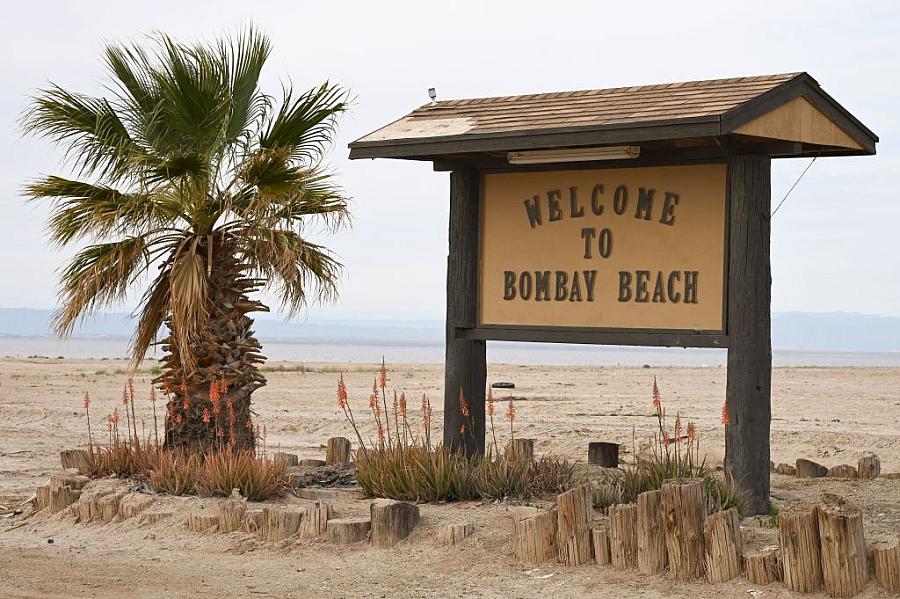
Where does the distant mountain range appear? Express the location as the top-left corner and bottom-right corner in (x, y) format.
(0, 308), (897, 352)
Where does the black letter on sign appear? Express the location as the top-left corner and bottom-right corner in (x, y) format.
(684, 271), (699, 304)
(635, 187), (655, 221)
(503, 271), (517, 300)
(569, 271), (583, 302)
(554, 271), (569, 301)
(547, 190), (563, 221)
(523, 196), (542, 228)
(583, 270), (598, 301)
(635, 270), (650, 303)
(613, 185), (628, 215)
(535, 271), (551, 301)
(667, 271), (682, 303)
(598, 228), (613, 258)
(660, 192), (679, 226)
(519, 272), (533, 300)
(618, 271), (633, 302)
(652, 271), (666, 303)
(581, 227), (596, 259)
(591, 184), (605, 215)
(569, 187), (584, 218)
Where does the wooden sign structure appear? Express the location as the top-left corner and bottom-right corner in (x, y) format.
(349, 72), (877, 514)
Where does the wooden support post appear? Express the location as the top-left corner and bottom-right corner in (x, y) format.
(370, 499), (420, 547)
(661, 479), (707, 580)
(871, 539), (900, 593)
(703, 508), (743, 583)
(726, 155), (772, 516)
(556, 484), (594, 566)
(779, 501), (823, 593)
(588, 442), (620, 468)
(444, 168), (486, 457)
(506, 438), (534, 461)
(609, 503), (638, 570)
(818, 495), (867, 597)
(858, 453), (881, 480)
(593, 524), (611, 566)
(744, 547), (782, 585)
(325, 437), (351, 465)
(512, 508), (558, 564)
(636, 490), (667, 574)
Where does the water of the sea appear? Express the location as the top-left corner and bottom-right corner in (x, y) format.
(0, 336), (898, 367)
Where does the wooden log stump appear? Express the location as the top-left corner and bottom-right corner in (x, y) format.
(827, 464), (858, 479)
(556, 484), (594, 566)
(796, 458), (828, 479)
(703, 508), (743, 583)
(588, 442), (620, 468)
(662, 479), (707, 580)
(242, 509), (263, 533)
(273, 452), (299, 467)
(76, 488), (113, 523)
(97, 491), (127, 523)
(117, 493), (154, 520)
(506, 438), (535, 461)
(187, 510), (220, 533)
(871, 539), (900, 593)
(744, 547), (782, 585)
(592, 524), (611, 566)
(327, 517), (371, 544)
(779, 501), (823, 593)
(775, 463), (797, 476)
(300, 501), (331, 538)
(37, 484), (81, 514)
(513, 508), (558, 564)
(858, 453), (881, 480)
(299, 458), (326, 467)
(218, 490), (247, 533)
(370, 499), (420, 547)
(609, 503), (637, 570)
(138, 511), (172, 526)
(49, 473), (89, 493)
(818, 494), (867, 597)
(636, 490), (667, 574)
(326, 437), (352, 465)
(258, 506), (305, 542)
(59, 449), (90, 473)
(436, 523), (473, 545)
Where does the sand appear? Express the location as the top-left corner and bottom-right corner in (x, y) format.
(1, 357), (899, 598)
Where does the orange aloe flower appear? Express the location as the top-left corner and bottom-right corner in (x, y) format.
(377, 424), (385, 444)
(674, 414), (682, 439)
(487, 387), (495, 417)
(506, 399), (516, 421)
(226, 398), (235, 425)
(127, 377), (136, 403)
(721, 402), (730, 426)
(111, 408), (120, 426)
(459, 424), (465, 435)
(459, 389), (470, 418)
(379, 359), (388, 389)
(122, 385), (129, 407)
(687, 422), (697, 442)
(662, 434), (670, 448)
(202, 408), (211, 424)
(399, 392), (407, 417)
(149, 386), (157, 403)
(652, 376), (661, 411)
(337, 375), (348, 409)
(83, 391), (90, 410)
(218, 375), (228, 394)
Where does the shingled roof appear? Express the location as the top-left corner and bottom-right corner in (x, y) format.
(349, 72), (877, 160)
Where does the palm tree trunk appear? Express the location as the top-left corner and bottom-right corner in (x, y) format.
(157, 245), (267, 451)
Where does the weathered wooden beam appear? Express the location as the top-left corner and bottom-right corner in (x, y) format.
(444, 168), (486, 456)
(725, 155), (772, 515)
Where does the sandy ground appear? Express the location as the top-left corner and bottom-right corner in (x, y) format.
(1, 357), (899, 598)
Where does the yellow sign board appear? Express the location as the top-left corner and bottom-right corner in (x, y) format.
(479, 164), (727, 332)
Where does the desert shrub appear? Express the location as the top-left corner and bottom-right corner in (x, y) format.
(196, 449), (287, 501)
(475, 452), (531, 500)
(528, 455), (580, 496)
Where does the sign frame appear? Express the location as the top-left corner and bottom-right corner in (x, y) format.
(460, 159), (733, 349)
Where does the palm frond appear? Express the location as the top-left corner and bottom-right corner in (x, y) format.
(169, 245), (209, 369)
(131, 266), (171, 366)
(237, 228), (342, 315)
(218, 26), (271, 143)
(53, 237), (152, 337)
(260, 82), (349, 164)
(25, 176), (170, 245)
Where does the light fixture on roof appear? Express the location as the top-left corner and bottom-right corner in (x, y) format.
(507, 145), (640, 165)
(427, 87), (437, 103)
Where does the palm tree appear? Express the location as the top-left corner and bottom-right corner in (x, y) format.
(22, 28), (349, 450)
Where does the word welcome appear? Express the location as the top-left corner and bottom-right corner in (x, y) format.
(523, 184), (680, 230)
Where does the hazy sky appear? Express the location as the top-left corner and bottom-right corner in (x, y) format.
(1, 1), (897, 322)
